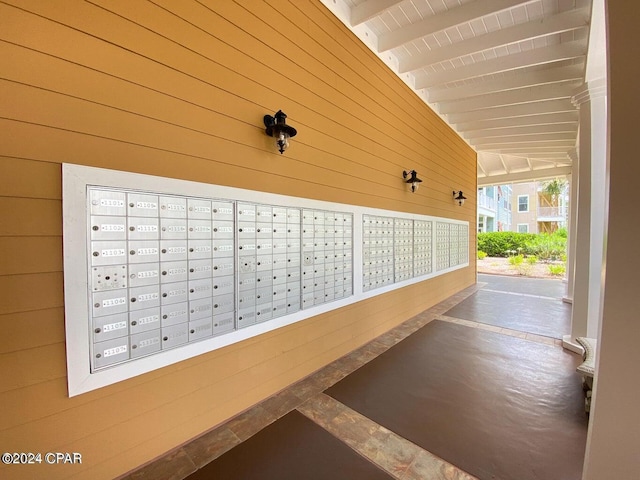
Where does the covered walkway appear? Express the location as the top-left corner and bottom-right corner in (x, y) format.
(124, 275), (586, 480)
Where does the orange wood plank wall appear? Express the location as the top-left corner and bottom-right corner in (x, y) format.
(0, 1), (477, 478)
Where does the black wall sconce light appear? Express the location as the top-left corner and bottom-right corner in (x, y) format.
(403, 170), (422, 192)
(453, 190), (467, 206)
(264, 110), (297, 154)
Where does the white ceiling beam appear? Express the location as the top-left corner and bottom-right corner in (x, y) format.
(471, 133), (576, 147)
(480, 144), (575, 153)
(463, 123), (577, 141)
(378, 0), (536, 52)
(426, 64), (584, 102)
(437, 83), (577, 114)
(399, 9), (589, 73)
(455, 111), (579, 132)
(447, 99), (575, 124)
(350, 0), (403, 26)
(417, 40), (586, 89)
(477, 166), (572, 186)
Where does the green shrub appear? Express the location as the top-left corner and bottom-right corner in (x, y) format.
(508, 254), (524, 265)
(526, 255), (538, 265)
(548, 264), (566, 276)
(477, 250), (487, 260)
(477, 231), (537, 257)
(525, 233), (567, 261)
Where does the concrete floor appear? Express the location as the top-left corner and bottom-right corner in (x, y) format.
(122, 276), (585, 480)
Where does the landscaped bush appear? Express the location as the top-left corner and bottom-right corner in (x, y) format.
(525, 233), (567, 261)
(477, 231), (537, 257)
(477, 250), (487, 260)
(548, 264), (566, 276)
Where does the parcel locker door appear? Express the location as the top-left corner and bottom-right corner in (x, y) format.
(127, 193), (159, 218)
(93, 337), (129, 369)
(159, 196), (187, 219)
(130, 330), (162, 358)
(89, 189), (127, 216)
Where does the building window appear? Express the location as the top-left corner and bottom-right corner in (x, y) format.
(517, 224), (529, 233)
(518, 195), (529, 212)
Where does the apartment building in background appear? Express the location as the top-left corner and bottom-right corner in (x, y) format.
(477, 185), (512, 233)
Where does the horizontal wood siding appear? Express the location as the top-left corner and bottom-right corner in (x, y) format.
(0, 1), (477, 478)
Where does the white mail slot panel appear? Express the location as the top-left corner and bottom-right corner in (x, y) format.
(255, 305), (272, 322)
(287, 284), (301, 296)
(91, 264), (128, 292)
(287, 241), (300, 252)
(302, 278), (316, 291)
(188, 318), (213, 341)
(272, 207), (288, 222)
(272, 286), (287, 299)
(256, 286), (272, 303)
(90, 215), (127, 241)
(162, 323), (189, 349)
(160, 240), (188, 261)
(302, 240), (315, 250)
(92, 289), (128, 317)
(159, 196), (187, 218)
(129, 284), (161, 311)
(237, 203), (256, 218)
(237, 307), (257, 328)
(128, 241), (160, 264)
(128, 262), (160, 287)
(271, 227), (286, 239)
(188, 240), (213, 260)
(255, 205), (271, 219)
(212, 201), (234, 221)
(160, 218), (188, 239)
(272, 301), (288, 316)
(89, 189), (127, 216)
(238, 240), (256, 253)
(238, 256), (256, 273)
(160, 281), (188, 305)
(238, 223), (256, 238)
(302, 227), (314, 238)
(188, 220), (213, 239)
(130, 330), (162, 358)
(287, 225), (300, 236)
(302, 212), (314, 225)
(128, 217), (159, 240)
(287, 299), (301, 313)
(238, 273), (256, 290)
(255, 272), (273, 287)
(91, 241), (127, 266)
(188, 259), (213, 280)
(93, 312), (129, 342)
(238, 291), (256, 307)
(212, 293), (234, 314)
(272, 254), (287, 269)
(188, 278), (213, 300)
(323, 291), (335, 302)
(189, 297), (213, 321)
(212, 258), (234, 276)
(212, 221), (234, 239)
(160, 260), (188, 283)
(256, 255), (272, 271)
(272, 241), (287, 254)
(256, 223), (273, 238)
(272, 269), (287, 285)
(127, 193), (159, 217)
(93, 337), (129, 369)
(287, 208), (301, 221)
(287, 255), (301, 267)
(161, 301), (189, 327)
(212, 275), (235, 296)
(311, 264), (325, 275)
(302, 293), (315, 308)
(187, 198), (212, 220)
(256, 241), (272, 252)
(130, 308), (161, 334)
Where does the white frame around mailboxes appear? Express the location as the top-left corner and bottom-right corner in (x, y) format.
(63, 164), (469, 396)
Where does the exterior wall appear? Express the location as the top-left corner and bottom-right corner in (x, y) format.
(511, 183), (538, 232)
(0, 1), (476, 479)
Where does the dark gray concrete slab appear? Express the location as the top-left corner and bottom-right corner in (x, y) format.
(478, 273), (566, 298)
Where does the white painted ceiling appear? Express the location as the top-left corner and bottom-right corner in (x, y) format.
(322, 0), (593, 185)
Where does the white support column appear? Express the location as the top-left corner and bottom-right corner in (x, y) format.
(563, 151), (578, 305)
(563, 80), (607, 352)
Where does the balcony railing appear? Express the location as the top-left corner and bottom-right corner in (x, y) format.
(537, 206), (566, 219)
(478, 192), (496, 211)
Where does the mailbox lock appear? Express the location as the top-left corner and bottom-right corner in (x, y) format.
(96, 353), (102, 358)
(162, 293), (168, 297)
(163, 315), (168, 319)
(129, 202), (135, 207)
(163, 336), (168, 341)
(94, 303), (100, 308)
(95, 328), (101, 333)
(131, 321), (137, 326)
(93, 252), (99, 257)
(130, 250), (136, 255)
(190, 289), (194, 293)
(132, 344), (137, 349)
(162, 271), (167, 275)
(190, 329), (195, 334)
(162, 249), (167, 253)
(92, 225), (99, 231)
(131, 298), (137, 303)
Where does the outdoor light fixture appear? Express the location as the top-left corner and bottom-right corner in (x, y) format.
(453, 190), (467, 206)
(403, 170), (422, 192)
(264, 110), (297, 154)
